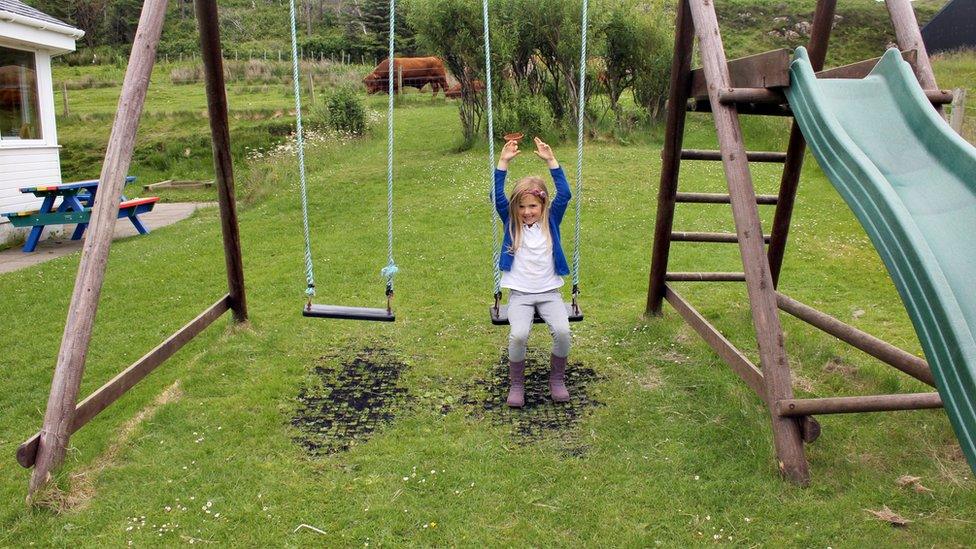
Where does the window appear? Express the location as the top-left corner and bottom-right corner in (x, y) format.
(0, 46), (42, 141)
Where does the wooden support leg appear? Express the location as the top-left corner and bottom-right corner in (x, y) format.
(688, 0), (809, 485)
(646, 0), (694, 316)
(885, 0), (941, 114)
(767, 0), (836, 286)
(196, 0), (248, 323)
(28, 0), (169, 498)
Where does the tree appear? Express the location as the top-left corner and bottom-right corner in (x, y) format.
(495, 0), (545, 93)
(32, 0), (110, 48)
(360, 0), (417, 59)
(104, 0), (142, 45)
(630, 6), (673, 122)
(408, 0), (493, 145)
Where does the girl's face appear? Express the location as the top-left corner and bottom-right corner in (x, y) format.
(517, 194), (544, 226)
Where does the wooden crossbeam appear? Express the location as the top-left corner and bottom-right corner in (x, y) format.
(718, 87), (786, 104)
(664, 286), (766, 400)
(18, 296), (231, 469)
(775, 292), (935, 386)
(689, 49), (790, 99)
(816, 49), (918, 79)
(716, 87), (951, 106)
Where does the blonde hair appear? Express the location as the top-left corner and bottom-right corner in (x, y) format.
(507, 176), (552, 253)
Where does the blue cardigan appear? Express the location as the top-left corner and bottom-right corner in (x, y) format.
(494, 167), (571, 275)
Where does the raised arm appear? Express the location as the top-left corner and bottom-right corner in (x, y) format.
(548, 166), (571, 223)
(534, 137), (571, 222)
(493, 140), (520, 219)
(494, 168), (509, 219)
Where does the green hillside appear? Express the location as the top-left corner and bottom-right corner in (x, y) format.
(36, 0), (947, 66)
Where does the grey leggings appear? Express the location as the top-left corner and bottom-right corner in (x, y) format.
(507, 289), (572, 362)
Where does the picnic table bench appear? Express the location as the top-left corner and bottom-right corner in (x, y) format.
(1, 176), (160, 252)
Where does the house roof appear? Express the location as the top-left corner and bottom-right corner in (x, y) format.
(0, 0), (69, 28)
(921, 0), (976, 53)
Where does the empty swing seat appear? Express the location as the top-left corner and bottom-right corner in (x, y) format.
(490, 302), (583, 326)
(303, 303), (395, 322)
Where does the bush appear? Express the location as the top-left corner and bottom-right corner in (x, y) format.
(319, 88), (367, 135)
(495, 92), (556, 143)
(605, 1), (673, 123)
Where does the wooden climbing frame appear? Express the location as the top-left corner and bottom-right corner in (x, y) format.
(646, 0), (951, 485)
(19, 0), (248, 498)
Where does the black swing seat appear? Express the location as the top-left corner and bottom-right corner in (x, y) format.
(304, 303), (395, 322)
(490, 302), (583, 326)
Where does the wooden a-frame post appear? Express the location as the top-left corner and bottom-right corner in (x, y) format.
(26, 0), (247, 498)
(646, 0), (947, 484)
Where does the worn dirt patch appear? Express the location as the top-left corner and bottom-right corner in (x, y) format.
(823, 356), (859, 378)
(461, 348), (605, 456)
(291, 348), (410, 456)
(792, 373), (817, 393)
(637, 366), (664, 391)
(930, 441), (971, 487)
(31, 380), (184, 512)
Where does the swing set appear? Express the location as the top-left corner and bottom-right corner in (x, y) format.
(18, 0), (591, 498)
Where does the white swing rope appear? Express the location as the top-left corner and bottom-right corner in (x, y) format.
(481, 0), (502, 305)
(572, 0), (588, 305)
(290, 0), (398, 310)
(380, 0), (399, 306)
(288, 0), (315, 304)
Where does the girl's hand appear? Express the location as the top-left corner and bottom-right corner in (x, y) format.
(497, 140), (520, 169)
(533, 137), (559, 168)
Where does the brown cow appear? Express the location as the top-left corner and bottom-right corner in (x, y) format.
(363, 57), (449, 96)
(444, 79), (485, 99)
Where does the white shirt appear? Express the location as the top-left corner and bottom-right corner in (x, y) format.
(500, 223), (565, 293)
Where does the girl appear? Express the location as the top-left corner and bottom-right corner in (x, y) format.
(494, 137), (572, 408)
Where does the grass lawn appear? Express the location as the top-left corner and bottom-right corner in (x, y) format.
(2, 65), (975, 545)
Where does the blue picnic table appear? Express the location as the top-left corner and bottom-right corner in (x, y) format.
(1, 176), (160, 252)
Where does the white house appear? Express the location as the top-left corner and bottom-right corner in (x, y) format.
(0, 0), (83, 246)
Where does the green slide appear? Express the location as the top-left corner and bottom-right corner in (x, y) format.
(785, 47), (976, 472)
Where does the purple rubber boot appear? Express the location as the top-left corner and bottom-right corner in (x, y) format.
(507, 360), (526, 408)
(549, 354), (570, 402)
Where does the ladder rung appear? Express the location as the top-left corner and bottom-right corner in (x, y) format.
(671, 232), (771, 244)
(665, 272), (747, 282)
(680, 149), (787, 163)
(675, 192), (778, 205)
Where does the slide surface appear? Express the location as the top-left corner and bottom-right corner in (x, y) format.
(785, 47), (976, 472)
